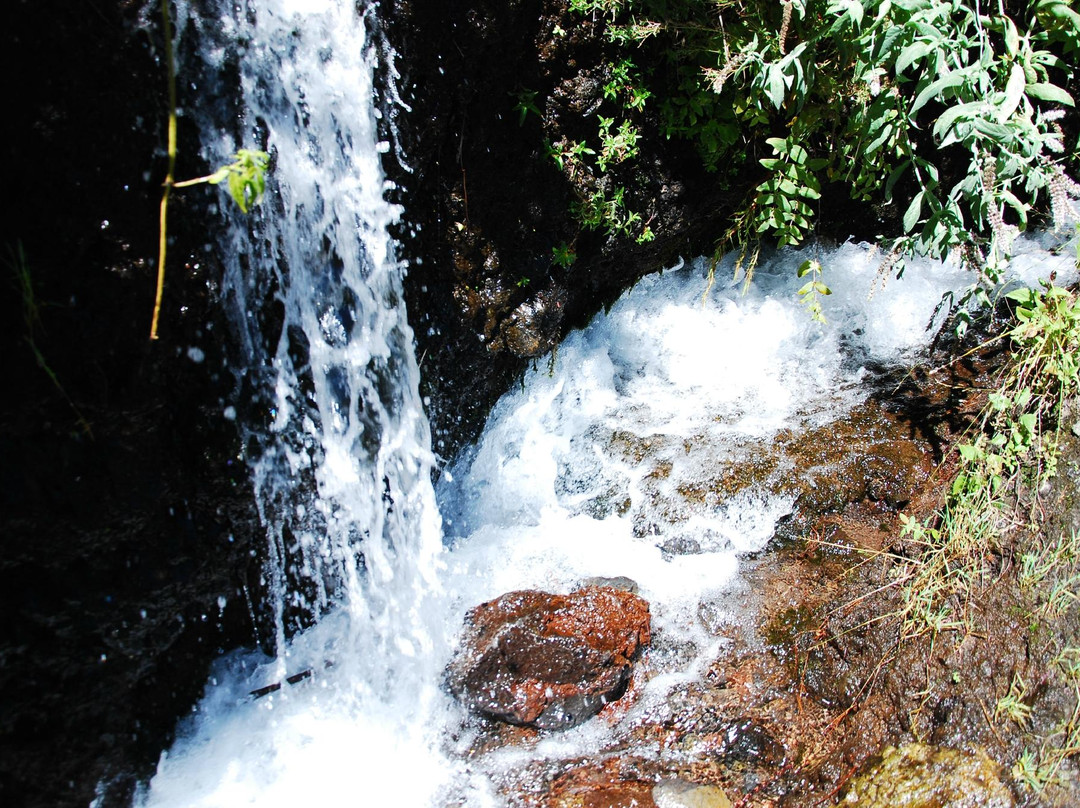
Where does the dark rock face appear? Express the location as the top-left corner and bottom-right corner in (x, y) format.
(447, 587), (651, 729)
(2, 2), (266, 806)
(384, 0), (742, 460)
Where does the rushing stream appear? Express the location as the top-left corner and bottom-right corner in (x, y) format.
(137, 2), (1078, 806)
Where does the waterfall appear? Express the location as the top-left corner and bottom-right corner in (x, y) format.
(139, 1), (1080, 805)
(174, 0), (442, 662)
(141, 1), (460, 805)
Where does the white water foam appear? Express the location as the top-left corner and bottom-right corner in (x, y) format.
(141, 1), (458, 805)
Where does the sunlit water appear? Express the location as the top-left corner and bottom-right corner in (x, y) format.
(136, 2), (1079, 805)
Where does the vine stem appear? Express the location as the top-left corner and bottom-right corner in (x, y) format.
(150, 0), (178, 341)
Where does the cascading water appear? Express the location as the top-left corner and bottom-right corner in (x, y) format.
(175, 0), (444, 662)
(142, 1), (460, 804)
(138, 2), (1079, 805)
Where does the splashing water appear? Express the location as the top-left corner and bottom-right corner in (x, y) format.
(138, 1), (1080, 804)
(142, 1), (457, 804)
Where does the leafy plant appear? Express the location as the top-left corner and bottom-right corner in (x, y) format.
(596, 116), (641, 171)
(552, 241), (577, 268)
(892, 279), (1080, 652)
(566, 0), (1080, 306)
(173, 149), (270, 213)
(575, 185), (642, 238)
(512, 87), (542, 126)
(996, 673), (1034, 727)
(752, 136), (825, 249)
(545, 138), (595, 176)
(151, 0), (269, 340)
(795, 258), (831, 323)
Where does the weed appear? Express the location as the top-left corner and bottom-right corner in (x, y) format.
(596, 116), (640, 172)
(511, 87), (542, 126)
(574, 185), (643, 240)
(996, 673), (1033, 728)
(5, 243), (92, 435)
(151, 0), (269, 340)
(552, 242), (577, 268)
(566, 0), (1080, 312)
(545, 138), (595, 176)
(895, 282), (1080, 641)
(795, 258), (831, 324)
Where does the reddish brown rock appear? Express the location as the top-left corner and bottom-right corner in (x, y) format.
(447, 586), (651, 729)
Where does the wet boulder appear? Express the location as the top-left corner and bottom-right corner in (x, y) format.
(543, 760), (658, 808)
(841, 743), (1013, 807)
(446, 586), (651, 729)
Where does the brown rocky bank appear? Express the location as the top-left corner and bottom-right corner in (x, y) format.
(442, 345), (1080, 807)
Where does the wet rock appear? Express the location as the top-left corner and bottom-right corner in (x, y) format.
(659, 536), (702, 559)
(712, 718), (785, 765)
(841, 743), (1013, 807)
(491, 284), (567, 358)
(546, 762), (657, 808)
(653, 778), (732, 808)
(579, 576), (639, 593)
(447, 586), (651, 729)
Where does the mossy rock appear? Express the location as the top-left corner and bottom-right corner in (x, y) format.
(841, 743), (1013, 807)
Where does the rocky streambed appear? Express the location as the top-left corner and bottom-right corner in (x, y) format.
(438, 349), (1080, 807)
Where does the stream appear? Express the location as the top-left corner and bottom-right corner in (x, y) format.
(135, 2), (1078, 806)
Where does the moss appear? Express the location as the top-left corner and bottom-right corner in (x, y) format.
(841, 743), (1013, 807)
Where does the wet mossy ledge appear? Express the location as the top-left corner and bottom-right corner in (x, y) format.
(384, 0), (754, 460)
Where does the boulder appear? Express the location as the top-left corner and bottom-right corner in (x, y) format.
(447, 586), (651, 729)
(841, 743), (1013, 807)
(544, 761), (657, 808)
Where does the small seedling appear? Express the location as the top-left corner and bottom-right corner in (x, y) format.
(151, 0), (270, 340)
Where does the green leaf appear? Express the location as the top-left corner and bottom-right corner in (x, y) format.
(1026, 82), (1075, 106)
(1003, 15), (1020, 56)
(767, 67), (787, 109)
(903, 190), (924, 233)
(911, 71), (967, 114)
(958, 443), (980, 462)
(896, 40), (933, 75)
(971, 118), (1014, 140)
(932, 101), (984, 140)
(999, 63), (1027, 121)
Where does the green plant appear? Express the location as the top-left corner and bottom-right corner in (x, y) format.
(174, 149), (270, 213)
(752, 137), (825, 249)
(996, 673), (1034, 727)
(1011, 645), (1080, 794)
(566, 0), (1080, 308)
(545, 138), (595, 176)
(795, 258), (831, 323)
(894, 280), (1080, 641)
(151, 0), (269, 340)
(512, 87), (542, 126)
(596, 116), (641, 171)
(574, 185), (643, 239)
(6, 242), (91, 435)
(552, 241), (577, 268)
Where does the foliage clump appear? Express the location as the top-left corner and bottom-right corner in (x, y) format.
(563, 0), (1080, 297)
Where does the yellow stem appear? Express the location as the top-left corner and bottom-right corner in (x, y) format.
(151, 0), (178, 341)
(172, 174), (215, 188)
